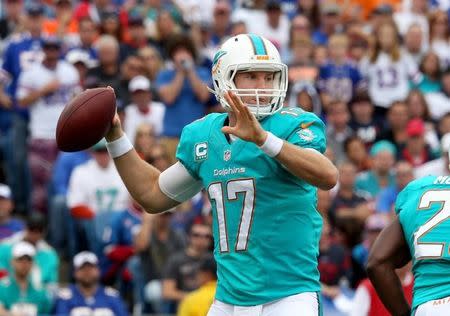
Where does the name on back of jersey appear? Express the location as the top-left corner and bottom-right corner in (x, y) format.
(434, 176), (450, 185)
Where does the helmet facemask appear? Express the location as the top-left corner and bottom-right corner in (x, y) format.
(211, 62), (288, 120)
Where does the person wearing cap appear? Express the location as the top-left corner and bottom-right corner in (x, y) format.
(0, 1), (47, 215)
(177, 255), (217, 316)
(400, 119), (439, 167)
(0, 212), (59, 294)
(355, 140), (397, 198)
(66, 49), (93, 87)
(0, 241), (51, 315)
(124, 75), (165, 142)
(415, 133), (450, 178)
(16, 33), (80, 213)
(120, 16), (149, 62)
(67, 138), (129, 253)
(0, 183), (24, 241)
(54, 251), (128, 316)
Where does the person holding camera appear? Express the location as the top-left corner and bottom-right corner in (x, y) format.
(156, 34), (213, 163)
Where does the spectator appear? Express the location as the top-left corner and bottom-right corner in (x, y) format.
(67, 139), (129, 253)
(350, 263), (413, 316)
(400, 119), (439, 167)
(288, 81), (322, 115)
(351, 213), (389, 286)
(101, 198), (143, 281)
(319, 218), (352, 299)
(318, 33), (364, 105)
(330, 161), (372, 247)
(0, 183), (24, 241)
(0, 213), (59, 294)
(256, 1), (290, 54)
(124, 75), (165, 141)
(131, 212), (186, 312)
(66, 49), (93, 88)
(287, 36), (317, 86)
(70, 17), (98, 63)
(120, 16), (149, 62)
(376, 101), (409, 155)
(118, 54), (145, 106)
(296, 0), (321, 29)
(349, 92), (381, 146)
(0, 242), (51, 315)
(359, 21), (421, 114)
(98, 8), (122, 41)
(137, 45), (163, 83)
(177, 255), (217, 316)
(86, 35), (122, 94)
(49, 150), (91, 255)
(402, 24), (426, 66)
(424, 68), (450, 121)
(210, 1), (232, 47)
(17, 36), (80, 213)
(54, 251), (128, 316)
(152, 10), (181, 59)
(326, 100), (353, 164)
(355, 140), (397, 199)
(415, 133), (450, 178)
(429, 10), (449, 69)
(394, 0), (429, 50)
(156, 34), (211, 163)
(162, 221), (212, 312)
(42, 0), (79, 47)
(376, 161), (415, 214)
(344, 136), (371, 172)
(1, 3), (46, 215)
(414, 51), (442, 94)
(133, 123), (157, 161)
(312, 2), (342, 45)
(438, 113), (450, 137)
(0, 0), (24, 40)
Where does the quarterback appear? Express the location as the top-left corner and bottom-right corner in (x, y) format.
(105, 34), (338, 315)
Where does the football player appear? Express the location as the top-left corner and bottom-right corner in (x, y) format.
(104, 34), (338, 315)
(367, 149), (450, 316)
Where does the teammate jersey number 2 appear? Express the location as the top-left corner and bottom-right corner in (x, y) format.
(208, 178), (256, 253)
(414, 189), (450, 260)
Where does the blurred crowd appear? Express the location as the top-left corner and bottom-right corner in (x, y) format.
(0, 0), (449, 315)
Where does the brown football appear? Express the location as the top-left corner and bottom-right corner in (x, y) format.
(56, 87), (116, 152)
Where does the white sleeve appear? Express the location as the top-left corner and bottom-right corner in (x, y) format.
(349, 285), (370, 316)
(67, 167), (87, 208)
(158, 162), (203, 203)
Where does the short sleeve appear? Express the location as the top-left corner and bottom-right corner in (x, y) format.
(286, 115), (327, 154)
(175, 125), (201, 180)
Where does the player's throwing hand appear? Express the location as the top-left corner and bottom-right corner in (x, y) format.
(221, 91), (268, 146)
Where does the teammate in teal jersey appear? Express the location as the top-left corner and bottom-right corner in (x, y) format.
(103, 34), (338, 315)
(368, 170), (450, 316)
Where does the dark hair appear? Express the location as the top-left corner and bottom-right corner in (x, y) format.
(26, 212), (47, 231)
(344, 136), (365, 154)
(199, 255), (217, 276)
(165, 34), (198, 61)
(419, 52), (441, 80)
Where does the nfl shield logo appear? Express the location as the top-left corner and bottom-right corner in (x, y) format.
(224, 150), (231, 161)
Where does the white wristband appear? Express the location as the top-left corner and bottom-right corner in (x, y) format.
(259, 132), (283, 157)
(106, 135), (133, 158)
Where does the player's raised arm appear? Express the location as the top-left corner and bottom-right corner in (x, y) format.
(104, 114), (179, 213)
(366, 217), (411, 316)
(222, 92), (338, 190)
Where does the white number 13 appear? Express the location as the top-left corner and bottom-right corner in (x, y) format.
(208, 179), (256, 253)
(414, 190), (450, 260)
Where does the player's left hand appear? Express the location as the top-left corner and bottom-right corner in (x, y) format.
(221, 91), (268, 146)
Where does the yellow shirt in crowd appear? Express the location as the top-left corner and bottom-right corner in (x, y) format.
(177, 281), (217, 316)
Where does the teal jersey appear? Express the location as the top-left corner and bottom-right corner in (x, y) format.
(176, 108), (326, 305)
(0, 240), (59, 289)
(0, 276), (52, 314)
(396, 175), (450, 309)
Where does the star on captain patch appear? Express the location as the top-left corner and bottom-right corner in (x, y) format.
(224, 149), (231, 161)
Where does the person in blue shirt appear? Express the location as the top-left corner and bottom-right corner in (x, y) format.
(48, 151), (90, 255)
(54, 251), (129, 316)
(155, 34), (213, 163)
(376, 161), (415, 214)
(0, 184), (24, 241)
(0, 3), (46, 216)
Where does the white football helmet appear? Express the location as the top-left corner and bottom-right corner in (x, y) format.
(210, 34), (288, 119)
